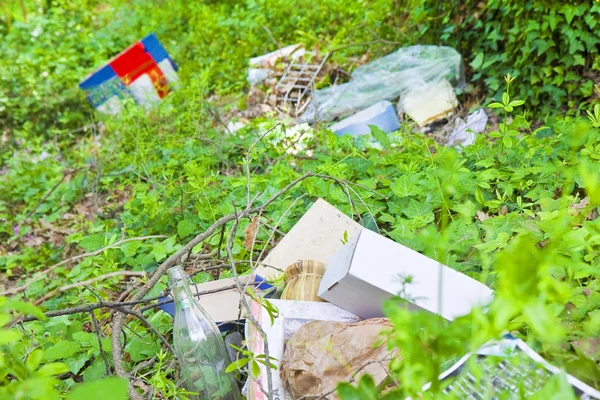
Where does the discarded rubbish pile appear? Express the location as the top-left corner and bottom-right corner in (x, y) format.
(242, 43), (488, 147)
(299, 45), (463, 126)
(154, 198), (599, 399)
(78, 35), (488, 146)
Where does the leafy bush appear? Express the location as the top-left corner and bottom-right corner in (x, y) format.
(407, 1), (600, 113)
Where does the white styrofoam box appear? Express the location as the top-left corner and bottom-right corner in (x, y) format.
(128, 73), (161, 107)
(96, 95), (123, 115)
(158, 59), (180, 88)
(318, 229), (493, 320)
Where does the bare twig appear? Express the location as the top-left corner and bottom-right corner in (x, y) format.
(315, 173), (386, 198)
(23, 170), (74, 220)
(90, 311), (111, 374)
(225, 209), (275, 400)
(246, 123), (281, 204)
(34, 271), (145, 306)
(188, 250), (217, 260)
(262, 25), (282, 48)
(1, 235), (166, 297)
(255, 193), (307, 269)
(15, 282), (247, 324)
(117, 306), (175, 355)
(130, 355), (158, 377)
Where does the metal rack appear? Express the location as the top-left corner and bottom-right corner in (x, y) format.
(273, 54), (329, 115)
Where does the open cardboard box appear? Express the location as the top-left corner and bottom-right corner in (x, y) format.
(319, 228), (494, 320)
(255, 198), (363, 279)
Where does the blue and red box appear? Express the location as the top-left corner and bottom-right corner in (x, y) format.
(79, 33), (179, 114)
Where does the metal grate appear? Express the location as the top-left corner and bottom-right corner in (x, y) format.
(440, 356), (577, 400)
(274, 55), (328, 115)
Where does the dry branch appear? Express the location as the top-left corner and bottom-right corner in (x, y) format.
(2, 235), (166, 297)
(90, 311), (111, 374)
(15, 283), (245, 324)
(110, 171), (314, 398)
(34, 271), (145, 306)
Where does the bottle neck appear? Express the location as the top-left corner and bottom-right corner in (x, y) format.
(171, 281), (196, 310)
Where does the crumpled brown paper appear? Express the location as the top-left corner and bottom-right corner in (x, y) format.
(280, 318), (395, 399)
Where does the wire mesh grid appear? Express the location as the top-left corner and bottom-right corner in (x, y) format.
(440, 356), (567, 400)
(274, 55), (328, 115)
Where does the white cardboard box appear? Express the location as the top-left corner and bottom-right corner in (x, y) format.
(159, 275), (271, 324)
(244, 299), (360, 400)
(318, 229), (493, 320)
(256, 198), (363, 279)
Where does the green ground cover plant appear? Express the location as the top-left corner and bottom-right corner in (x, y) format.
(1, 0), (600, 398)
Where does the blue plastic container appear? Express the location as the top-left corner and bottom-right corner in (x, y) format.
(330, 100), (400, 137)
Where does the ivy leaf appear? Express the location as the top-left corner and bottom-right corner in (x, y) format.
(573, 54), (585, 66)
(369, 125), (391, 148)
(79, 234), (105, 251)
(470, 53), (484, 69)
(36, 362), (69, 377)
(584, 14), (597, 29)
(177, 219), (196, 238)
(560, 5), (578, 25)
(569, 38), (584, 55)
(66, 377), (128, 400)
(43, 341), (81, 361)
(533, 39), (555, 55)
(390, 175), (417, 198)
(546, 13), (560, 31)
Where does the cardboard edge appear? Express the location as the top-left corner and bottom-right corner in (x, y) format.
(318, 229), (363, 300)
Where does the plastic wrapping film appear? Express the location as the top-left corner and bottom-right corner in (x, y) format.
(299, 45), (465, 123)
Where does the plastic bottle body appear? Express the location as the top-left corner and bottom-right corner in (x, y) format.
(168, 267), (241, 400)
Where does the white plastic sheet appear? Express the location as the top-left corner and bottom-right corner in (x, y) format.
(447, 109), (488, 147)
(300, 45), (464, 123)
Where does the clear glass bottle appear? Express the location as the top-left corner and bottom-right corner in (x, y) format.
(168, 266), (241, 400)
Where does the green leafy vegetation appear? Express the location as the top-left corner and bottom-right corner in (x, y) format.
(1, 0), (600, 398)
(409, 0), (600, 113)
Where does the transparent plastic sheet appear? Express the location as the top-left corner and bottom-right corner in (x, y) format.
(299, 45), (465, 123)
